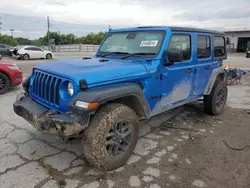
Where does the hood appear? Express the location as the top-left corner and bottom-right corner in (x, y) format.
(35, 58), (147, 85)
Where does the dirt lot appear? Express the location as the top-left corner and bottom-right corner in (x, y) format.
(0, 54), (250, 188)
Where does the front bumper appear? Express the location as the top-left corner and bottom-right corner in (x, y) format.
(13, 93), (91, 137)
(13, 54), (24, 59)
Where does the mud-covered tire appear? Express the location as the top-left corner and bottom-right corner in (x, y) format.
(83, 103), (139, 170)
(204, 79), (228, 115)
(0, 72), (10, 95)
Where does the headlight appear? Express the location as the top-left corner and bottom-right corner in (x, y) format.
(67, 82), (74, 96)
(7, 64), (20, 70)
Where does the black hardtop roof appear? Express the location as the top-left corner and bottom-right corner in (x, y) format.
(137, 26), (225, 35)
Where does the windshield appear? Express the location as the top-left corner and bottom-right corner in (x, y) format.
(98, 30), (166, 57)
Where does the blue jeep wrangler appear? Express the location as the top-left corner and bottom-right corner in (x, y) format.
(14, 26), (228, 170)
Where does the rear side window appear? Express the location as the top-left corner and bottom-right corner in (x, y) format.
(197, 35), (211, 59)
(214, 36), (225, 57)
(168, 34), (191, 61)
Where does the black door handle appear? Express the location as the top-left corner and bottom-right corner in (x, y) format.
(205, 65), (212, 69)
(186, 68), (194, 73)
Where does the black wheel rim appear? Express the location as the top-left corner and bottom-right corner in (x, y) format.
(105, 120), (132, 158)
(216, 88), (226, 109)
(0, 77), (5, 90)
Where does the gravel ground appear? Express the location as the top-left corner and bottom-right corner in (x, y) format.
(0, 54), (249, 188)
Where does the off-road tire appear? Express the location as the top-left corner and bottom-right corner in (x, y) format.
(23, 53), (30, 60)
(46, 53), (52, 59)
(204, 79), (228, 115)
(0, 72), (10, 95)
(83, 103), (139, 170)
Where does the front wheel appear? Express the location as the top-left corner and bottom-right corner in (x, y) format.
(0, 72), (10, 95)
(23, 53), (30, 60)
(83, 103), (139, 170)
(246, 53), (250, 58)
(204, 80), (228, 115)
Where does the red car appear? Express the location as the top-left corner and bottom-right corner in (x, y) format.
(0, 60), (23, 94)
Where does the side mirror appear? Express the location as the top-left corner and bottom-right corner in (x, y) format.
(165, 49), (184, 65)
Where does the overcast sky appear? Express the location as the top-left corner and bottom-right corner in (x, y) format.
(0, 0), (250, 39)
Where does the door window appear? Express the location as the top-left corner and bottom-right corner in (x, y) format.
(214, 36), (225, 57)
(168, 34), (191, 61)
(33, 47), (42, 51)
(197, 35), (211, 59)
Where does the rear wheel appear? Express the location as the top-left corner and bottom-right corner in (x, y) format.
(246, 53), (250, 58)
(23, 53), (30, 60)
(46, 53), (52, 59)
(83, 103), (139, 170)
(204, 79), (228, 115)
(0, 72), (10, 95)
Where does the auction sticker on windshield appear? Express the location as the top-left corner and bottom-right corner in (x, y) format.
(140, 40), (158, 47)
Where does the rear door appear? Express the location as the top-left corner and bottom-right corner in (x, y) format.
(33, 47), (44, 58)
(193, 33), (213, 96)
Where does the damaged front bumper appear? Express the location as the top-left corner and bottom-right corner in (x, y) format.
(13, 93), (90, 137)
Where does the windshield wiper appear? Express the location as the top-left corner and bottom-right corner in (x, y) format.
(99, 51), (129, 57)
(121, 52), (156, 59)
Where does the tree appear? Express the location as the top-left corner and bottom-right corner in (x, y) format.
(15, 37), (33, 45)
(0, 31), (107, 46)
(0, 35), (17, 46)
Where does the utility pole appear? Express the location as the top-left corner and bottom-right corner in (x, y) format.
(47, 16), (50, 50)
(10, 29), (14, 38)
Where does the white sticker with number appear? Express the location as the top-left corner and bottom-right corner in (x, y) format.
(140, 40), (158, 47)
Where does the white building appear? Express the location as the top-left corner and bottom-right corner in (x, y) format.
(225, 30), (250, 53)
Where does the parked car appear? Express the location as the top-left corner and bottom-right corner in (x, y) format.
(13, 46), (54, 60)
(14, 26), (228, 170)
(0, 44), (12, 56)
(0, 59), (23, 94)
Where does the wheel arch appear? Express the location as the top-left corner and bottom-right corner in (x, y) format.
(0, 70), (11, 84)
(204, 67), (226, 95)
(69, 82), (151, 119)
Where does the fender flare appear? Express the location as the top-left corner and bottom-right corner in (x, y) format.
(69, 82), (151, 118)
(204, 67), (225, 95)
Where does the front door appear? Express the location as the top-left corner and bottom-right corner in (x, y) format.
(193, 34), (213, 96)
(157, 32), (196, 112)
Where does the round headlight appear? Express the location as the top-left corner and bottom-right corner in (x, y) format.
(67, 82), (74, 96)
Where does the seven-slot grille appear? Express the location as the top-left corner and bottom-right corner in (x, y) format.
(31, 70), (62, 106)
